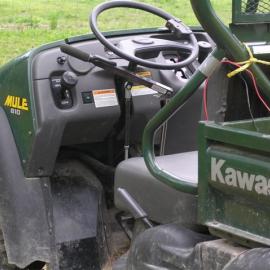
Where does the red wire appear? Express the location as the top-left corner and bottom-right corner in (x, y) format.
(222, 60), (270, 112)
(203, 60), (270, 120)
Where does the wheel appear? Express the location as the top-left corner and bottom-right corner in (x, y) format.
(224, 248), (270, 270)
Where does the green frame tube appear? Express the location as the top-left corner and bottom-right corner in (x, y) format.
(190, 0), (270, 100)
(143, 0), (270, 195)
(143, 49), (224, 195)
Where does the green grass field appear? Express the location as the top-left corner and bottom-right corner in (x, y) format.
(0, 0), (231, 66)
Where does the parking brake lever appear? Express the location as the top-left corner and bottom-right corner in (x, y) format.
(60, 44), (173, 98)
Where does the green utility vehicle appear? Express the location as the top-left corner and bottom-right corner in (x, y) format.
(1, 0), (270, 269)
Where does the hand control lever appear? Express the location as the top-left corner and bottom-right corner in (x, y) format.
(60, 44), (173, 98)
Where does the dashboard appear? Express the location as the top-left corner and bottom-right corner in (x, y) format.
(32, 30), (213, 144)
(0, 29), (214, 177)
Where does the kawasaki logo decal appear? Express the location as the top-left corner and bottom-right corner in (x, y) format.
(211, 157), (270, 196)
(4, 95), (29, 116)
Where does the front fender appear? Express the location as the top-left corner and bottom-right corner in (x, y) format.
(0, 107), (52, 268)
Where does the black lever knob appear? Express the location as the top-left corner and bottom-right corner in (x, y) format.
(61, 71), (78, 89)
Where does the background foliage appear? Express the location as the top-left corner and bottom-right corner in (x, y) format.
(0, 0), (231, 65)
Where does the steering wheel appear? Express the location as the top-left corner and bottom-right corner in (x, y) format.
(90, 0), (199, 70)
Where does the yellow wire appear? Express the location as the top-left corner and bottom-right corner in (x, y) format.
(227, 44), (270, 78)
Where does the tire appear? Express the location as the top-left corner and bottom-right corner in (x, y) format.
(224, 248), (270, 270)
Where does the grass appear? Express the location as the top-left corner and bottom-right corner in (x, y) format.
(0, 0), (232, 66)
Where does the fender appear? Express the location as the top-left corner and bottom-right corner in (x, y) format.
(0, 107), (52, 268)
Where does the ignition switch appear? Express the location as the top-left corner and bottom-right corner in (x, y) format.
(51, 71), (78, 109)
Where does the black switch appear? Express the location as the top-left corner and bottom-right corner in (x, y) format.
(81, 92), (93, 104)
(51, 76), (73, 109)
(61, 71), (78, 89)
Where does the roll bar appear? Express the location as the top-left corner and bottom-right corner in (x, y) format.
(190, 0), (270, 99)
(143, 0), (270, 194)
(143, 49), (224, 195)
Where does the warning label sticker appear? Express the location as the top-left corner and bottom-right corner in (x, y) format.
(136, 71), (152, 77)
(131, 71), (155, 96)
(131, 85), (156, 96)
(92, 89), (118, 108)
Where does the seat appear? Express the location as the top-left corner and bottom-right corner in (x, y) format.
(114, 151), (198, 225)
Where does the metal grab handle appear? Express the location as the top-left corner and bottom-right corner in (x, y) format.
(190, 0), (270, 101)
(142, 50), (224, 195)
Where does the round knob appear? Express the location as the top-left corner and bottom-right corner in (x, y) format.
(61, 71), (78, 89)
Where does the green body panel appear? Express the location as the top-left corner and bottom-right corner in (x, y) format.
(0, 55), (36, 168)
(199, 118), (270, 246)
(230, 0), (270, 45)
(142, 0), (270, 193)
(230, 23), (270, 44)
(0, 38), (67, 172)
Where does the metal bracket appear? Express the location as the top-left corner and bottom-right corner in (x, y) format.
(60, 44), (173, 98)
(166, 18), (192, 37)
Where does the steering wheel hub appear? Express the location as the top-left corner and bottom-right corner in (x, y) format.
(132, 38), (154, 45)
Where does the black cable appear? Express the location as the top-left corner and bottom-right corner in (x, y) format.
(240, 74), (260, 132)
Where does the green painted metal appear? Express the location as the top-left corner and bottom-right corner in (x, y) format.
(191, 0), (270, 246)
(0, 55), (36, 169)
(142, 0), (270, 195)
(142, 49), (224, 195)
(230, 24), (270, 44)
(190, 0), (270, 102)
(232, 0), (270, 24)
(141, 0), (270, 245)
(198, 118), (270, 246)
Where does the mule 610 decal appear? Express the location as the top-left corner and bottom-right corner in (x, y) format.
(4, 95), (29, 115)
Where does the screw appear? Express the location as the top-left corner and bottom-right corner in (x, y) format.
(57, 56), (66, 65)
